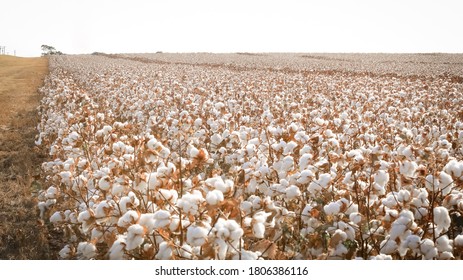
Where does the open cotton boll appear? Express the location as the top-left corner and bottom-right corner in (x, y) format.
(433, 207), (451, 235)
(176, 190), (204, 215)
(420, 239), (438, 260)
(45, 186), (59, 199)
(155, 241), (173, 260)
(454, 235), (463, 247)
(425, 174), (439, 192)
(324, 201), (341, 216)
(138, 213), (156, 233)
(186, 224), (209, 246)
(439, 171), (454, 195)
(374, 170), (389, 187)
(370, 254), (392, 260)
(232, 250), (260, 260)
(77, 242), (97, 259)
(436, 235), (453, 254)
(77, 209), (95, 233)
(206, 189), (224, 205)
(349, 212), (362, 224)
(125, 224), (146, 250)
(285, 185), (301, 200)
(252, 222), (265, 238)
(50, 211), (65, 224)
(297, 169), (314, 184)
(299, 153), (313, 170)
(153, 210), (171, 228)
(117, 210), (139, 228)
(399, 161), (417, 178)
(59, 245), (73, 259)
(444, 159), (463, 178)
(380, 238), (398, 255)
(98, 175), (111, 191)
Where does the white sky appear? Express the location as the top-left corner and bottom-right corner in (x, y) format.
(1, 0), (462, 57)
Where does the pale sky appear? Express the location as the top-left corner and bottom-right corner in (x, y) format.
(1, 0), (462, 57)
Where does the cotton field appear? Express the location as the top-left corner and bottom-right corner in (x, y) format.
(35, 53), (463, 260)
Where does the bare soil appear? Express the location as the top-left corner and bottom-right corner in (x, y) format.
(0, 55), (59, 259)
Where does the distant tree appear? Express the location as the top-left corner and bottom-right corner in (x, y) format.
(41, 45), (63, 56)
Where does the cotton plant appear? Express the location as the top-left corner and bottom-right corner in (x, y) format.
(36, 54), (463, 259)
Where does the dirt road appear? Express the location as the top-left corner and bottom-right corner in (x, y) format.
(0, 55), (52, 259)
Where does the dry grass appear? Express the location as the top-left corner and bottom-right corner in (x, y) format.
(0, 55), (58, 259)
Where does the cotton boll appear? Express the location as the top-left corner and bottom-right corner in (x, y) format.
(439, 171), (453, 195)
(126, 224), (145, 250)
(297, 169), (314, 184)
(50, 211), (65, 224)
(98, 176), (112, 191)
(232, 250), (259, 260)
(436, 235), (453, 254)
(206, 189), (224, 205)
(324, 201), (341, 216)
(370, 254), (392, 260)
(454, 235), (463, 247)
(349, 212), (362, 224)
(299, 153), (313, 170)
(399, 161), (417, 178)
(186, 224), (209, 246)
(138, 213), (156, 233)
(77, 242), (97, 259)
(285, 185), (301, 200)
(153, 210), (171, 228)
(156, 241), (173, 260)
(46, 186), (59, 199)
(117, 210), (139, 228)
(433, 207), (451, 235)
(420, 239), (438, 260)
(374, 170), (389, 187)
(444, 159), (463, 178)
(380, 238), (398, 255)
(425, 174), (439, 192)
(59, 245), (74, 259)
(252, 222), (265, 238)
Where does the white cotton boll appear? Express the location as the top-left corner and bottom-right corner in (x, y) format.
(444, 159), (463, 178)
(420, 239), (438, 260)
(399, 161), (417, 178)
(176, 190), (204, 215)
(370, 254), (392, 260)
(333, 243), (348, 257)
(454, 235), (463, 247)
(138, 213), (156, 233)
(156, 188), (178, 203)
(153, 210), (171, 229)
(77, 242), (97, 259)
(146, 138), (159, 150)
(50, 211), (64, 224)
(126, 224), (145, 250)
(439, 171), (453, 195)
(433, 206), (451, 234)
(179, 244), (193, 259)
(252, 222), (265, 238)
(211, 133), (223, 146)
(319, 173), (331, 188)
(425, 174), (439, 192)
(233, 250), (259, 260)
(308, 181), (322, 195)
(297, 169), (314, 184)
(284, 141), (298, 155)
(156, 241), (173, 260)
(98, 176), (111, 191)
(380, 238), (398, 255)
(77, 209), (94, 233)
(349, 212), (362, 224)
(46, 186), (59, 199)
(253, 211), (271, 224)
(117, 210), (139, 228)
(186, 224), (209, 246)
(397, 190), (411, 203)
(59, 245), (73, 259)
(299, 153), (313, 170)
(382, 193), (398, 208)
(374, 170), (389, 187)
(241, 201), (252, 215)
(436, 235), (453, 253)
(285, 185), (301, 200)
(324, 201), (341, 215)
(206, 189), (224, 205)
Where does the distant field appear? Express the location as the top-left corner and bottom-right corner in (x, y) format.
(35, 53), (463, 260)
(0, 55), (53, 259)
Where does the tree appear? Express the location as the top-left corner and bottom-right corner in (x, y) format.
(41, 45), (63, 56)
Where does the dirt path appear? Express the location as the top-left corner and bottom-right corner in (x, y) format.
(0, 55), (54, 259)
